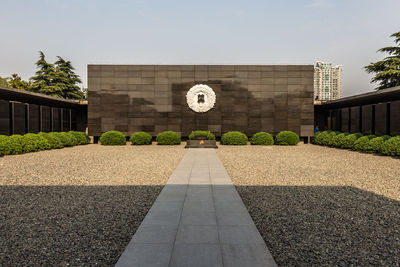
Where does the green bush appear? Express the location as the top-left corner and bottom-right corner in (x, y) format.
(0, 135), (12, 156)
(156, 131), (181, 145)
(275, 131), (299, 146)
(332, 133), (350, 148)
(342, 134), (361, 149)
(313, 131), (325, 145)
(130, 131), (152, 145)
(221, 131), (248, 145)
(100, 131), (126, 146)
(381, 135), (392, 141)
(7, 135), (24, 154)
(23, 133), (51, 152)
(382, 136), (400, 156)
(39, 132), (64, 149)
(368, 137), (385, 154)
(366, 134), (377, 140)
(188, 131), (216, 140)
(69, 131), (90, 145)
(250, 132), (274, 145)
(52, 132), (78, 147)
(354, 132), (364, 139)
(353, 136), (370, 152)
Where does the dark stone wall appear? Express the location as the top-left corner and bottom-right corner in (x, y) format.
(88, 65), (314, 137)
(391, 100), (400, 136)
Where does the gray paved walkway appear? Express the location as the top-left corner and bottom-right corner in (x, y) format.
(115, 149), (276, 267)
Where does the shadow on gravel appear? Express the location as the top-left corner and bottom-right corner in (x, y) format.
(0, 185), (163, 266)
(236, 185), (400, 266)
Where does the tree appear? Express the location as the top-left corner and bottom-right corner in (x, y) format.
(29, 51), (84, 99)
(54, 56), (84, 99)
(365, 31), (400, 90)
(30, 51), (62, 97)
(0, 76), (8, 87)
(7, 74), (30, 90)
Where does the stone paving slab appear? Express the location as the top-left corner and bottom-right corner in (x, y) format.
(115, 149), (276, 267)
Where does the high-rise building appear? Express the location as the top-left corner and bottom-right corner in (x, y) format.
(314, 61), (342, 101)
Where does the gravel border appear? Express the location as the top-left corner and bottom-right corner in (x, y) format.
(0, 144), (186, 266)
(217, 144), (400, 266)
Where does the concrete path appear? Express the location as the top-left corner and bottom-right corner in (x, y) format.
(115, 149), (276, 267)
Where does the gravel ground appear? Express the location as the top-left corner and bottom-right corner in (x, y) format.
(0, 143), (186, 266)
(217, 144), (400, 266)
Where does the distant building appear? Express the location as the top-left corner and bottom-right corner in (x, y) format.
(314, 61), (342, 101)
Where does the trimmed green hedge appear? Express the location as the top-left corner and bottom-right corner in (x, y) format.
(221, 131), (248, 145)
(156, 131), (181, 145)
(69, 131), (90, 145)
(130, 131), (152, 145)
(39, 132), (64, 149)
(0, 131), (90, 156)
(250, 132), (274, 145)
(188, 131), (216, 140)
(313, 130), (399, 157)
(353, 136), (370, 152)
(382, 136), (400, 156)
(275, 131), (299, 146)
(100, 131), (126, 146)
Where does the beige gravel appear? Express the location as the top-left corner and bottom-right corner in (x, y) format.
(0, 143), (186, 186)
(217, 144), (400, 266)
(217, 143), (400, 200)
(0, 143), (186, 266)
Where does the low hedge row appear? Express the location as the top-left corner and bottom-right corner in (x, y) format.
(221, 130), (299, 146)
(0, 131), (90, 156)
(100, 130), (300, 146)
(313, 130), (400, 156)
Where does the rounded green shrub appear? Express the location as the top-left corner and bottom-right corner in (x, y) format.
(7, 135), (24, 154)
(250, 132), (274, 145)
(342, 134), (360, 149)
(188, 131), (216, 140)
(353, 136), (370, 152)
(69, 131), (90, 145)
(332, 133), (348, 148)
(39, 132), (64, 149)
(52, 132), (77, 147)
(382, 136), (400, 156)
(156, 131), (181, 145)
(47, 132), (65, 148)
(366, 134), (377, 140)
(381, 135), (392, 141)
(0, 135), (13, 155)
(23, 133), (51, 152)
(130, 131), (152, 145)
(313, 131), (326, 145)
(100, 131), (126, 146)
(221, 131), (248, 145)
(275, 131), (299, 146)
(368, 137), (385, 154)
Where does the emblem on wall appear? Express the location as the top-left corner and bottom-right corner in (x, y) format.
(186, 84), (216, 113)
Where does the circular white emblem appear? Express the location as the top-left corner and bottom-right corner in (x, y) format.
(186, 84), (216, 113)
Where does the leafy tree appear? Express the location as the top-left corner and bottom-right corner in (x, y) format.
(7, 74), (30, 90)
(365, 31), (400, 89)
(0, 76), (8, 87)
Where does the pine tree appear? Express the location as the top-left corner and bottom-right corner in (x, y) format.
(54, 56), (84, 99)
(365, 31), (400, 90)
(29, 51), (84, 99)
(30, 51), (63, 97)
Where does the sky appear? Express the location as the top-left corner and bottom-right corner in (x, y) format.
(0, 0), (399, 97)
